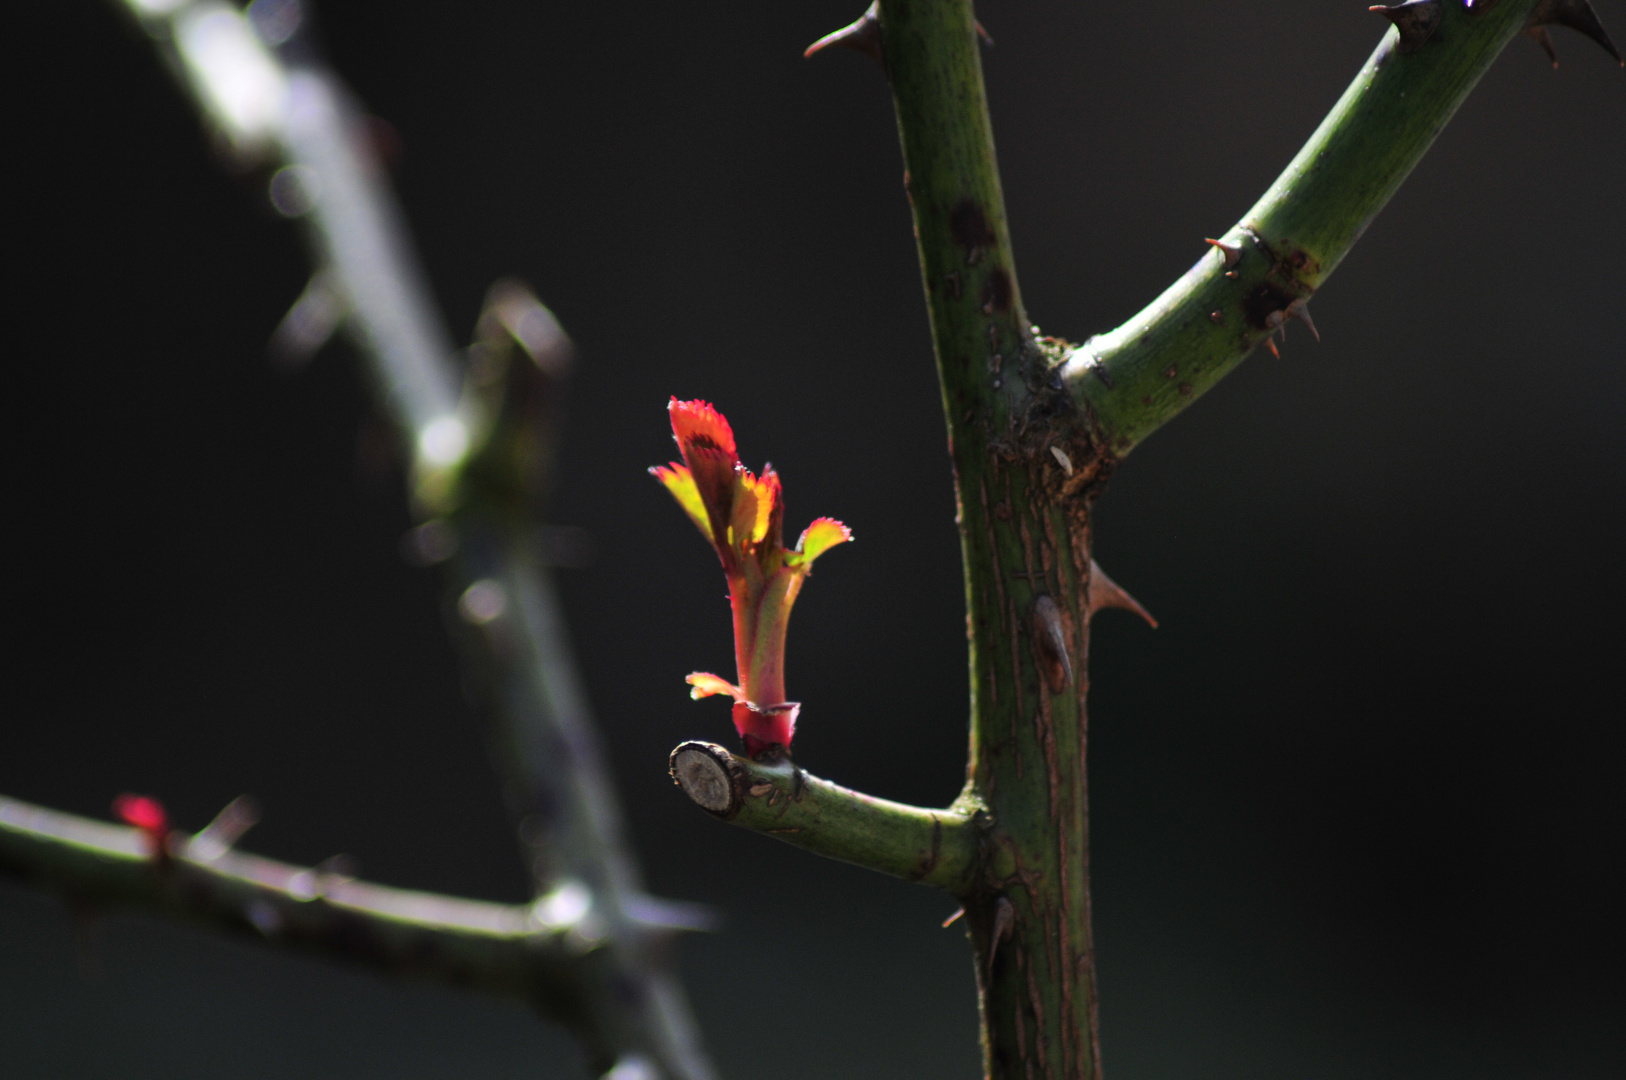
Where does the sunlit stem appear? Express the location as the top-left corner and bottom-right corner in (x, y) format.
(730, 568), (803, 707)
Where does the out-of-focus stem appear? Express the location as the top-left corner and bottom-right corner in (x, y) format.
(98, 3), (715, 1076)
(0, 795), (585, 1002)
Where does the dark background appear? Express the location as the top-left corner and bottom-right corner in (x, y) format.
(4, 2), (1623, 1077)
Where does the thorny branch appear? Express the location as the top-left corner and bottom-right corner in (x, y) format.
(1066, 0), (1620, 453)
(1, 795), (589, 1006)
(664, 2), (1620, 1078)
(9, 1), (1615, 1077)
(677, 0), (1624, 880)
(0, 2), (718, 1076)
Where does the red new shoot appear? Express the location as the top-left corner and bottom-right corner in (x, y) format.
(652, 398), (851, 758)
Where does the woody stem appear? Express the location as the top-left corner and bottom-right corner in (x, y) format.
(876, 2), (1107, 1077)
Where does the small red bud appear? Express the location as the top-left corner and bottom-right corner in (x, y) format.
(113, 794), (170, 858)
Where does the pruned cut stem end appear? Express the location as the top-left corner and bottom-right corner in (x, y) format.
(670, 742), (741, 817)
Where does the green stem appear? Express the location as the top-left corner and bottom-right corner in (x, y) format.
(1067, 0), (1541, 453)
(668, 742), (980, 892)
(879, 3), (1102, 1077)
(882, 0), (1032, 431)
(694, 7), (1552, 1080)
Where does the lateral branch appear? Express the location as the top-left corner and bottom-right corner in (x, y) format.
(1065, 0), (1563, 453)
(0, 795), (588, 1003)
(669, 742), (981, 894)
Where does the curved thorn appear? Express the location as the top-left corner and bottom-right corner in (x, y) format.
(1087, 560), (1157, 629)
(987, 896), (1015, 981)
(804, 2), (883, 66)
(1369, 0), (1444, 55)
(1029, 595), (1074, 692)
(1523, 25), (1562, 66)
(1526, 0), (1623, 65)
(1286, 297), (1320, 342)
(188, 795), (261, 861)
(1204, 237), (1242, 268)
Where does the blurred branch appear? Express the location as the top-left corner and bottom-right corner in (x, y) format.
(1, 795), (587, 1002)
(669, 743), (980, 893)
(76, 2), (718, 1077)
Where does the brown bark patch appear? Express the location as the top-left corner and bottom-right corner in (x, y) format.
(951, 199), (997, 254)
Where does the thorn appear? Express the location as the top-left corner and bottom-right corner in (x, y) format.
(1265, 309), (1288, 342)
(1087, 559), (1157, 628)
(1369, 1), (1444, 55)
(1525, 0), (1623, 65)
(624, 894), (723, 935)
(804, 2), (883, 66)
(1266, 336), (1281, 359)
(1204, 237), (1242, 268)
(943, 907), (965, 928)
(975, 21), (994, 48)
(1029, 595), (1073, 692)
(987, 896), (1015, 979)
(1524, 24), (1561, 66)
(1286, 297), (1320, 342)
(477, 279), (574, 377)
(269, 269), (347, 369)
(189, 795), (261, 861)
(315, 853), (360, 880)
(604, 1056), (660, 1080)
(1049, 445), (1074, 476)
